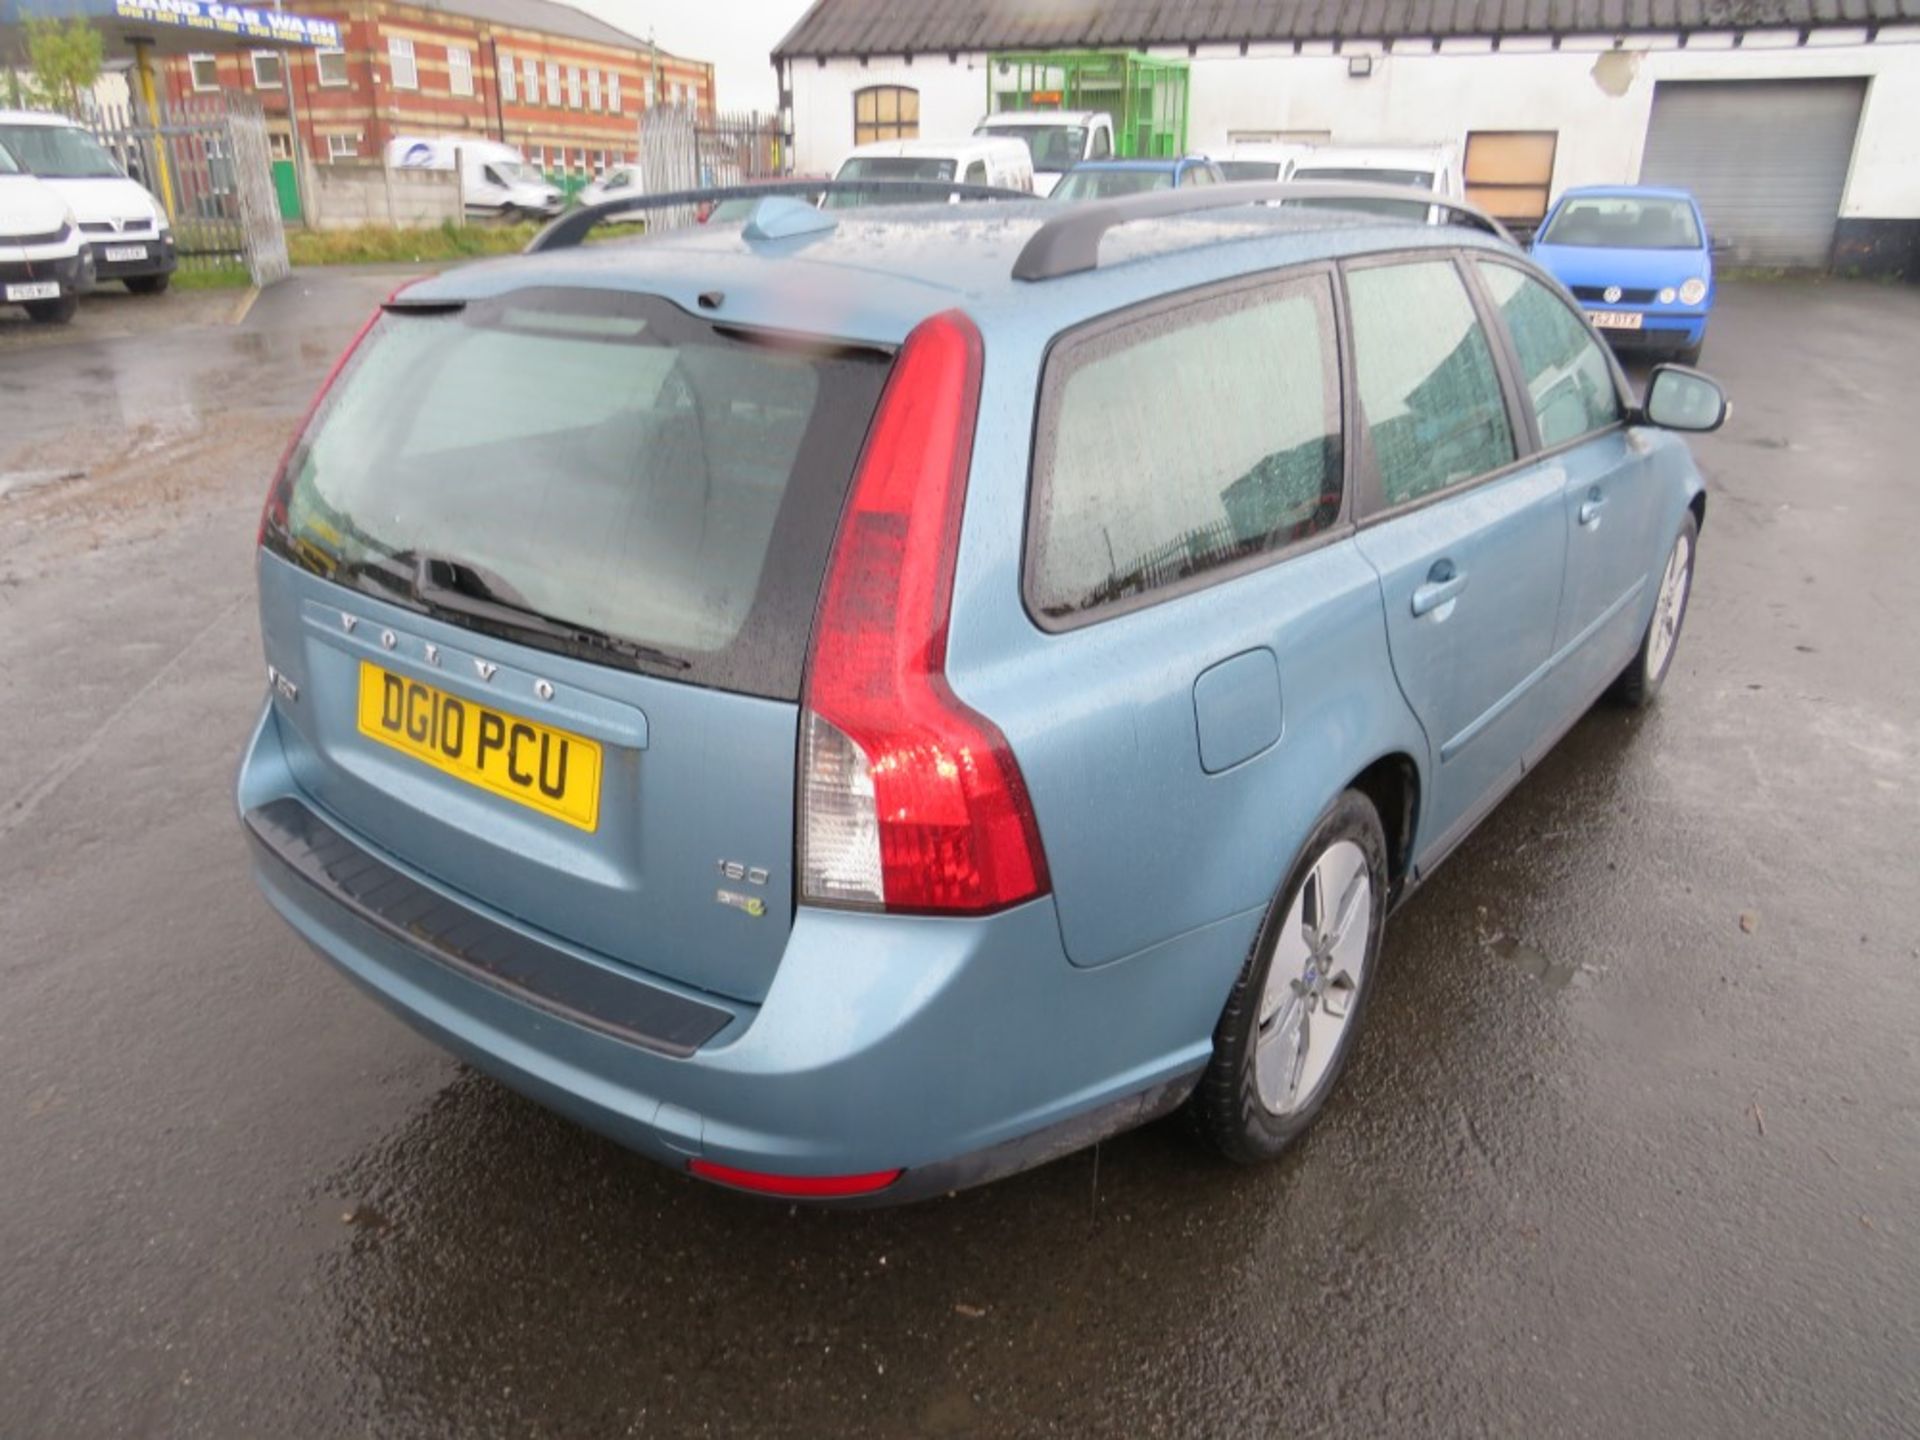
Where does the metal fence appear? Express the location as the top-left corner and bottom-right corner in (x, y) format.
(91, 93), (289, 287)
(637, 105), (785, 230)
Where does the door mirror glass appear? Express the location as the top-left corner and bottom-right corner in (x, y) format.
(1644, 365), (1728, 433)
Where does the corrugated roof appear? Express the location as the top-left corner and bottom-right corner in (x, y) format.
(774, 0), (1920, 58)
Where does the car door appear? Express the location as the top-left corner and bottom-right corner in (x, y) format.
(1471, 258), (1657, 725)
(1344, 254), (1568, 867)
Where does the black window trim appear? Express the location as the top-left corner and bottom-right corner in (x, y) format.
(1020, 260), (1353, 634)
(1466, 251), (1637, 463)
(1341, 246), (1542, 527)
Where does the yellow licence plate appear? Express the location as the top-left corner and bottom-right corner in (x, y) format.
(356, 661), (603, 831)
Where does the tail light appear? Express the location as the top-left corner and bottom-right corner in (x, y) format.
(258, 282), (416, 546)
(799, 310), (1050, 915)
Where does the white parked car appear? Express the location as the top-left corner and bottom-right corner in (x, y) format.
(973, 109), (1116, 196)
(0, 142), (91, 324)
(825, 137), (1034, 208)
(386, 136), (563, 220)
(1215, 140), (1313, 183)
(1288, 143), (1464, 222)
(578, 163), (643, 214)
(0, 110), (171, 295)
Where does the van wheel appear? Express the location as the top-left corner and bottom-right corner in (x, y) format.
(125, 273), (170, 296)
(1187, 790), (1389, 1164)
(25, 293), (78, 325)
(1612, 510), (1697, 709)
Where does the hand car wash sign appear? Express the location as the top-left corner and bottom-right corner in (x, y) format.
(111, 0), (340, 47)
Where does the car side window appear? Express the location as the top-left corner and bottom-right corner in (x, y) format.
(1090, 128), (1111, 159)
(1180, 164), (1211, 187)
(1028, 275), (1342, 623)
(1476, 261), (1623, 448)
(1345, 259), (1515, 509)
(964, 160), (987, 185)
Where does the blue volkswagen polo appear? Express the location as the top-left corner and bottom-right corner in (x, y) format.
(1530, 185), (1715, 365)
(239, 182), (1727, 1202)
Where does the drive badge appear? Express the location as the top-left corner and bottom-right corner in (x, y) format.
(716, 888), (766, 919)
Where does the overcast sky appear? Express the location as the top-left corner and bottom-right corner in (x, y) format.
(571, 0), (817, 114)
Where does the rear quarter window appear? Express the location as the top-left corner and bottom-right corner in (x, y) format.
(1026, 273), (1343, 626)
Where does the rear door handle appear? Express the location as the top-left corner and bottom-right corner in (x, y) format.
(1411, 561), (1468, 618)
(1579, 491), (1607, 527)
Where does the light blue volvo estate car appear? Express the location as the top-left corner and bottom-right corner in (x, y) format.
(240, 181), (1727, 1202)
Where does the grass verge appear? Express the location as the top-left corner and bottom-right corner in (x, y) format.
(286, 220), (542, 267)
(170, 263), (252, 290)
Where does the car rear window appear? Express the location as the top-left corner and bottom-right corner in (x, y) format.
(263, 288), (889, 699)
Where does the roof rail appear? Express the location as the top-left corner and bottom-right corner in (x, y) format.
(1010, 182), (1514, 282)
(526, 180), (1039, 253)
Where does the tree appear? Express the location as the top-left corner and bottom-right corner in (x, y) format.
(20, 16), (103, 118)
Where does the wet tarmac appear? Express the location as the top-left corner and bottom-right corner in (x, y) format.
(2, 274), (1916, 1438)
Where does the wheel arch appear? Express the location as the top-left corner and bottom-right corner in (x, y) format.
(1347, 751), (1421, 902)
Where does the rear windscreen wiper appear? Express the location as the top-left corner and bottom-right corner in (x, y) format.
(411, 553), (692, 672)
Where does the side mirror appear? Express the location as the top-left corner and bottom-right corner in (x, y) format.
(1642, 364), (1729, 433)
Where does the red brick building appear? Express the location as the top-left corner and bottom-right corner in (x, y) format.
(162, 0), (714, 178)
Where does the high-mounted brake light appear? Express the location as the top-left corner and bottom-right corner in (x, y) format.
(687, 1159), (903, 1198)
(799, 310), (1051, 915)
(258, 280), (420, 546)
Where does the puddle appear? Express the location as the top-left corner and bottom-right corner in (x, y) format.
(1490, 934), (1583, 990)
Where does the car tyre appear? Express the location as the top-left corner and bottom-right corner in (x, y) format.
(24, 292), (78, 325)
(125, 273), (171, 296)
(1613, 509), (1698, 709)
(1187, 789), (1389, 1164)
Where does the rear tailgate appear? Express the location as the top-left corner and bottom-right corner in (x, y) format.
(257, 286), (889, 1005)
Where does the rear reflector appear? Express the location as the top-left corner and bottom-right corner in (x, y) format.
(798, 309), (1050, 915)
(687, 1159), (904, 1198)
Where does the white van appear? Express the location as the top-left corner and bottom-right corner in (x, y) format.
(1288, 144), (1463, 222)
(826, 137), (1034, 209)
(973, 110), (1115, 196)
(0, 145), (92, 324)
(0, 109), (172, 295)
(1215, 141), (1312, 184)
(386, 136), (563, 220)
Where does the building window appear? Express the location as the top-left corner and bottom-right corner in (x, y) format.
(587, 67), (601, 110)
(269, 130), (293, 160)
(524, 57), (539, 104)
(574, 147), (587, 173)
(388, 36), (418, 90)
(499, 51), (516, 102)
(316, 48), (348, 87)
(644, 73), (656, 108)
(607, 71), (620, 115)
(854, 85), (917, 145)
(326, 132), (358, 161)
(251, 51), (283, 89)
(545, 60), (560, 107)
(1464, 131), (1558, 228)
(566, 65), (582, 108)
(189, 54), (219, 92)
(531, 144), (545, 170)
(447, 46), (473, 97)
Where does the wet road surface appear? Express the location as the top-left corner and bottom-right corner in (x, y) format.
(2, 275), (1916, 1437)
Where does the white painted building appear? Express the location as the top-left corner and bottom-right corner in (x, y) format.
(773, 0), (1920, 275)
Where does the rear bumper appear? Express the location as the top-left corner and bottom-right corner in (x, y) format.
(238, 703), (1230, 1202)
